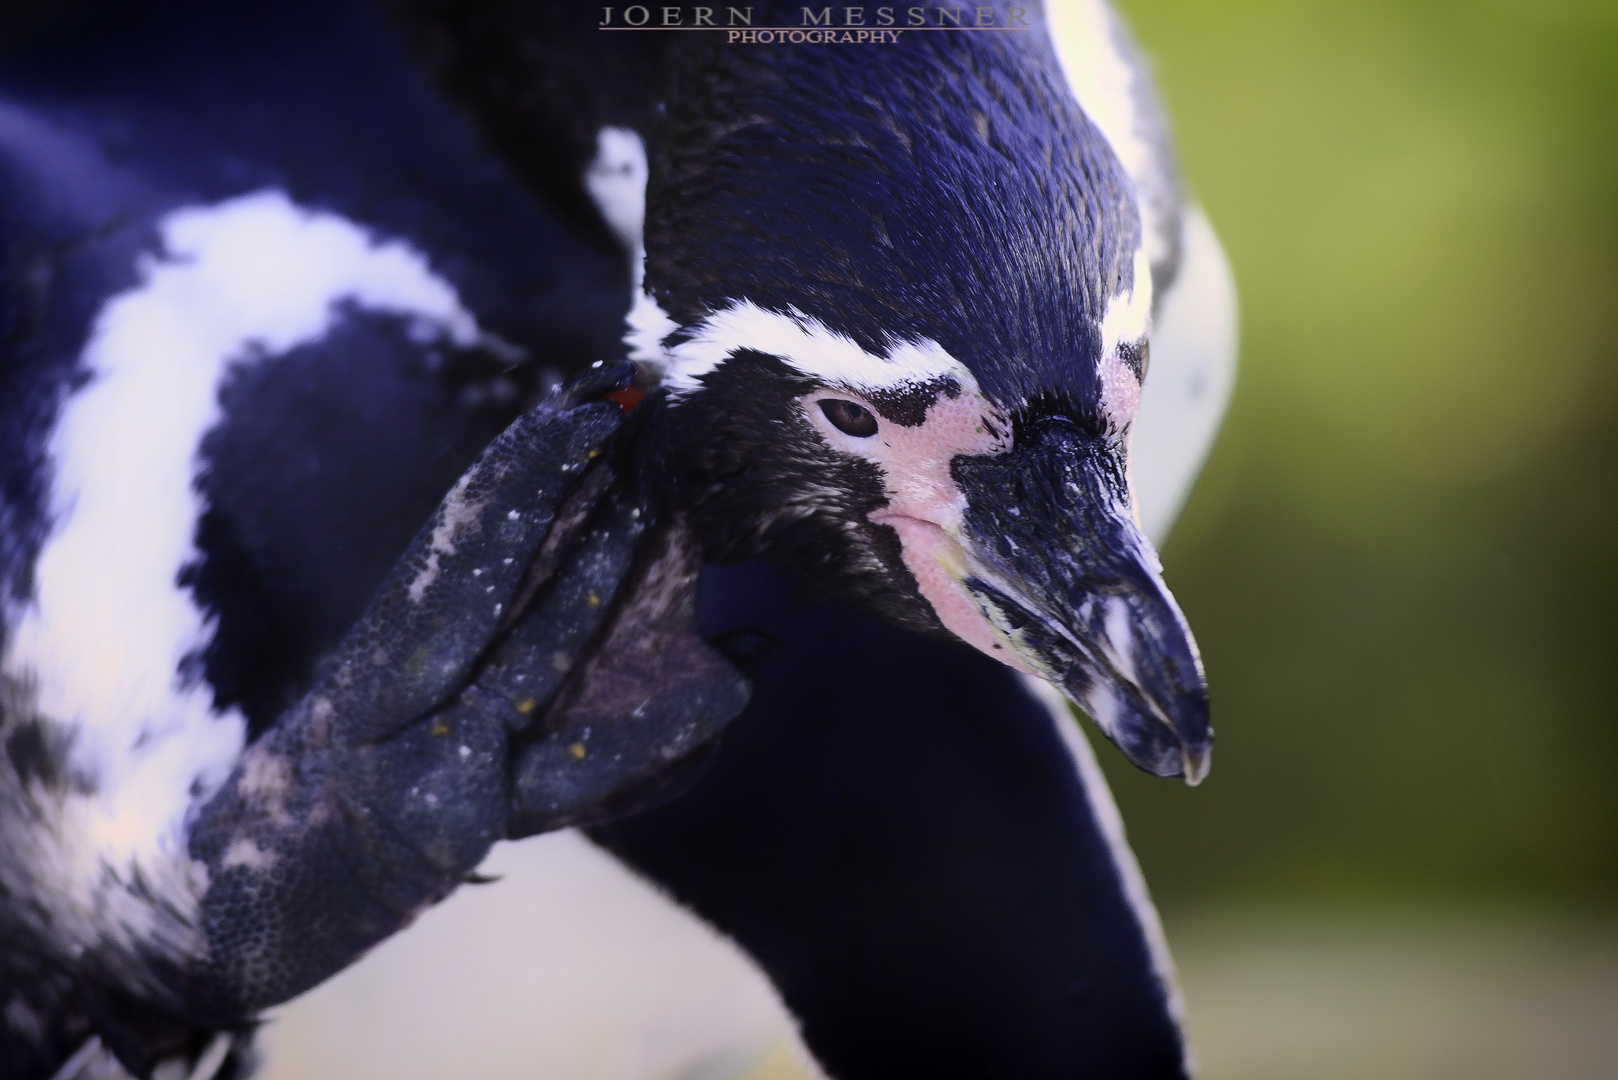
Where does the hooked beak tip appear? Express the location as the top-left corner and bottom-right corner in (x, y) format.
(948, 420), (1214, 785)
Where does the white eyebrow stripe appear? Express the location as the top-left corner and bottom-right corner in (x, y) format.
(633, 297), (975, 397)
(1098, 246), (1154, 358)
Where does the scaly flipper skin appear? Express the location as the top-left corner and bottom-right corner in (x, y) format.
(183, 368), (747, 1019)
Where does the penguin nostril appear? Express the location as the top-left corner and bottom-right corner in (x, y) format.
(1012, 393), (1108, 445)
(819, 398), (879, 438)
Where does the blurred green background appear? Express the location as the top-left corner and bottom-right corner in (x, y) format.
(1102, 1), (1618, 1075)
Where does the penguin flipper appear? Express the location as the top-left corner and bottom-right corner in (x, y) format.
(184, 374), (748, 1019)
(591, 561), (1193, 1080)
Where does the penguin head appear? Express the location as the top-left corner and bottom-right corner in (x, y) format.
(631, 34), (1210, 782)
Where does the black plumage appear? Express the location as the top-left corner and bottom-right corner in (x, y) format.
(641, 14), (1142, 411)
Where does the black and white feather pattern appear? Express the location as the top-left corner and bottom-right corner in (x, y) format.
(0, 2), (1236, 1077)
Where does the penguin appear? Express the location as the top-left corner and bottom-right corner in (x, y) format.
(0, 2), (1237, 1078)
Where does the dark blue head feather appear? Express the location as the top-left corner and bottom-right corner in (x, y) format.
(644, 7), (1143, 412)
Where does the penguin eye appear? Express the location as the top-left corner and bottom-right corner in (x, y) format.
(819, 398), (879, 438)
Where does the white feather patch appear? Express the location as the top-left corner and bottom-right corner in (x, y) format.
(625, 288), (680, 370)
(633, 297), (970, 398)
(257, 831), (830, 1080)
(584, 126), (650, 288)
(1045, 0), (1167, 269)
(1, 189), (486, 953)
(1099, 245), (1155, 359)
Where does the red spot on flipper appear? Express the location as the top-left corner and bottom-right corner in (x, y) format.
(603, 385), (646, 413)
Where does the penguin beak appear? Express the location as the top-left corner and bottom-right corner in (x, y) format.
(951, 417), (1212, 784)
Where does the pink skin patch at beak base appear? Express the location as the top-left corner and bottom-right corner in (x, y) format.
(1098, 352), (1142, 433)
(799, 345), (1147, 676)
(801, 382), (1035, 673)
(1099, 349), (1147, 531)
(875, 513), (1037, 674)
